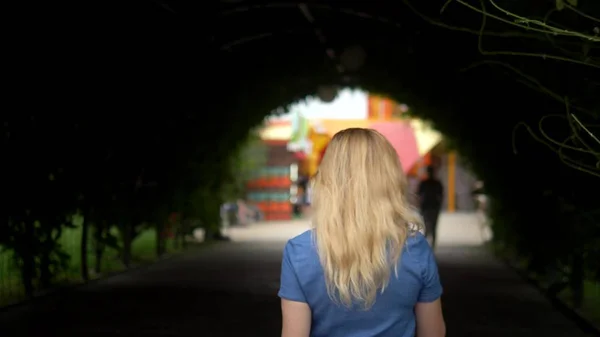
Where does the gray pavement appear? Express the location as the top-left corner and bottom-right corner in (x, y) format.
(0, 213), (591, 336)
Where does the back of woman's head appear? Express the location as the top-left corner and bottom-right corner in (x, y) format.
(312, 128), (422, 309)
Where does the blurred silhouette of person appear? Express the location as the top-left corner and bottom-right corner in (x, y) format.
(418, 166), (444, 248)
(472, 180), (490, 241)
(407, 175), (421, 207)
(293, 182), (306, 217)
(471, 181), (486, 211)
(236, 199), (256, 226)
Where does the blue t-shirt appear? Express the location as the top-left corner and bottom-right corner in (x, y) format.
(278, 230), (442, 337)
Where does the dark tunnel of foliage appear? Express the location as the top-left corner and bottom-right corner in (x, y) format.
(2, 0), (599, 308)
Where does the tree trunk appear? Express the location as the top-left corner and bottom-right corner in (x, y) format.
(20, 221), (35, 297)
(173, 219), (183, 250)
(121, 224), (132, 267)
(93, 222), (106, 274)
(80, 219), (89, 282)
(570, 253), (584, 309)
(173, 228), (180, 249)
(180, 219), (188, 249)
(156, 221), (165, 257)
(20, 254), (35, 298)
(39, 247), (51, 289)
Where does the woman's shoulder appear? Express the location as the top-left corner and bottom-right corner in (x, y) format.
(284, 230), (314, 255)
(403, 231), (433, 259)
(288, 229), (313, 244)
(283, 230), (318, 271)
(406, 230), (427, 244)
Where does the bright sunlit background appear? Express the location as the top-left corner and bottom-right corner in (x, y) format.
(269, 88), (369, 121)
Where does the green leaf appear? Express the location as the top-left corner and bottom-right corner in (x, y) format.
(556, 0), (565, 10)
(566, 0), (577, 6)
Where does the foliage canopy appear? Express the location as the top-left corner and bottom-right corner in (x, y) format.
(2, 0), (599, 312)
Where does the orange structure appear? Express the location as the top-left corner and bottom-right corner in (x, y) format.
(368, 95), (394, 120)
(447, 151), (457, 212)
(303, 126), (331, 177)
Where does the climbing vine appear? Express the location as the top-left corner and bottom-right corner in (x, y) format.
(405, 0), (600, 312)
(433, 0), (600, 176)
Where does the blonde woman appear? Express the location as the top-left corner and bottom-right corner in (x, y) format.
(278, 128), (445, 337)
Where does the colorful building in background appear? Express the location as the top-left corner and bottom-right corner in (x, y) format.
(249, 120), (297, 221)
(254, 93), (478, 219)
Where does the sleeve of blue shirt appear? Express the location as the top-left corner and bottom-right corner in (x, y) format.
(278, 241), (308, 303)
(417, 245), (443, 302)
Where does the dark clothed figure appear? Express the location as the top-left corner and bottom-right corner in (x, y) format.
(418, 166), (444, 248)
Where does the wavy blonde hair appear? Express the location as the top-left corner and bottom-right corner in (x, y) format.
(312, 128), (423, 309)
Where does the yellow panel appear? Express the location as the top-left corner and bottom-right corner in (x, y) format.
(409, 119), (442, 156)
(316, 119), (371, 137)
(260, 122), (292, 141)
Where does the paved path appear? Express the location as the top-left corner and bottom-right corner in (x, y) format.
(0, 213), (590, 336)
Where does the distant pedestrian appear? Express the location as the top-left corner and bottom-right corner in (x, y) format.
(236, 199), (254, 226)
(418, 166), (444, 248)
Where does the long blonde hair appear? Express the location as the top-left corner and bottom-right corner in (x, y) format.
(312, 128), (423, 309)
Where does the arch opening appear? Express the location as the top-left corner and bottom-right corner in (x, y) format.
(230, 88), (488, 247)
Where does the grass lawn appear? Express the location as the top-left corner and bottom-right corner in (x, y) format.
(0, 222), (186, 307)
(559, 281), (600, 329)
(495, 247), (600, 328)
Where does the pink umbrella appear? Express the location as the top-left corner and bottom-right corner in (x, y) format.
(369, 121), (420, 172)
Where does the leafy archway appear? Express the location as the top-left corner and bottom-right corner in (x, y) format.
(2, 0), (599, 316)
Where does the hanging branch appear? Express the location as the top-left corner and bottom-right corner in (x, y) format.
(403, 0), (552, 40)
(462, 62), (600, 177)
(512, 106), (600, 178)
(463, 0), (600, 68)
(464, 62), (600, 176)
(435, 0), (600, 177)
(461, 0), (600, 41)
